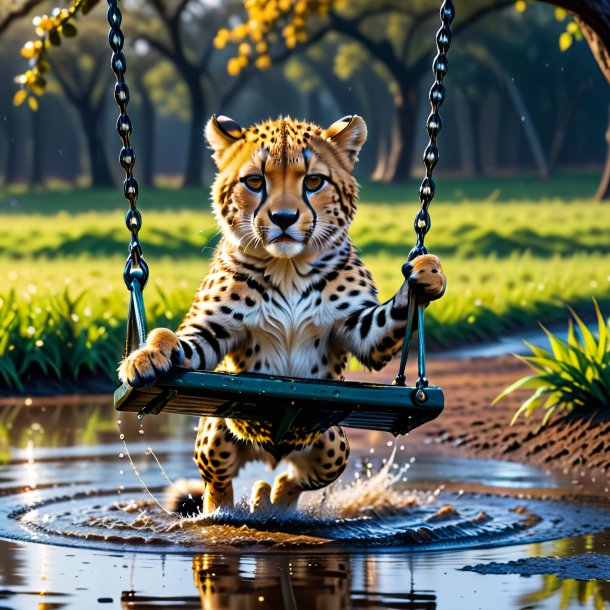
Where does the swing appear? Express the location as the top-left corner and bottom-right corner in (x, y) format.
(111, 0), (455, 444)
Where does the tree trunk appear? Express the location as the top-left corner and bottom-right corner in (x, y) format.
(595, 104), (610, 201)
(454, 88), (477, 177)
(78, 107), (114, 189)
(4, 110), (20, 185)
(387, 83), (419, 183)
(501, 71), (549, 178)
(547, 81), (587, 174)
(133, 75), (156, 188)
(183, 77), (205, 188)
(30, 102), (44, 186)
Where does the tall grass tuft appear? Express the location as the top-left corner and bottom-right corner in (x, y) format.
(495, 300), (610, 425)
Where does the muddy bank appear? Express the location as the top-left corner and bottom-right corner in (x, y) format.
(462, 553), (610, 580)
(354, 356), (610, 490)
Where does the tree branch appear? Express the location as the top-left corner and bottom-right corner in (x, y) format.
(0, 0), (46, 36)
(51, 63), (81, 106)
(138, 34), (176, 63)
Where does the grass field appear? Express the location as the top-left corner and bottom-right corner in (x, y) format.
(0, 173), (608, 392)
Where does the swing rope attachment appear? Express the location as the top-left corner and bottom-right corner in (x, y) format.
(108, 0), (148, 355)
(394, 0), (455, 391)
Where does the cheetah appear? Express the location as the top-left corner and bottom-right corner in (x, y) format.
(119, 114), (446, 513)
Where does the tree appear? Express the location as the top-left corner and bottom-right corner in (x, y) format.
(128, 0), (252, 187)
(223, 0), (610, 189)
(49, 22), (115, 188)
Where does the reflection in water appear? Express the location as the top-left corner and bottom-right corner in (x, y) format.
(520, 533), (610, 609)
(118, 554), (436, 610)
(0, 396), (193, 458)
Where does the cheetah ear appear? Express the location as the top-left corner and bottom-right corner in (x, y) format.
(205, 115), (244, 164)
(323, 115), (367, 168)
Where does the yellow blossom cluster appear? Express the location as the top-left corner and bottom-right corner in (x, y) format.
(216, 0), (337, 76)
(13, 0), (91, 111)
(514, 2), (582, 52)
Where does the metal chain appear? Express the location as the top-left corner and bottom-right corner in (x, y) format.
(409, 0), (455, 261)
(395, 0), (454, 389)
(107, 0), (148, 293)
(107, 0), (149, 356)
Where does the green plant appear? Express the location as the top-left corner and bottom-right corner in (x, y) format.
(495, 300), (610, 425)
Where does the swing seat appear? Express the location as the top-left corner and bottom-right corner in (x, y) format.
(114, 369), (443, 444)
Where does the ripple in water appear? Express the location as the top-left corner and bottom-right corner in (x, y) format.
(5, 456), (610, 553)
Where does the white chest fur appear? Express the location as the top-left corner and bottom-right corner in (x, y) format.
(245, 288), (337, 377)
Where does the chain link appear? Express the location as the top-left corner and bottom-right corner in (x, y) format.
(407, 0), (455, 263)
(107, 0), (149, 292)
(395, 0), (454, 389)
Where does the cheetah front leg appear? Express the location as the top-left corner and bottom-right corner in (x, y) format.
(338, 254), (446, 371)
(118, 328), (185, 388)
(261, 426), (350, 511)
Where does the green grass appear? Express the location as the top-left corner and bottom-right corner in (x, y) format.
(1, 175), (609, 392)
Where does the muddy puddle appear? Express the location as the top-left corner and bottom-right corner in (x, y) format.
(0, 398), (608, 609)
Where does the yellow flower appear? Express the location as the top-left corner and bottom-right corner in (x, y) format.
(255, 55), (272, 69)
(554, 7), (567, 20)
(238, 42), (252, 55)
(514, 0), (526, 12)
(227, 57), (241, 76)
(13, 90), (27, 107)
(21, 42), (38, 59)
(559, 31), (572, 51)
(234, 23), (249, 39)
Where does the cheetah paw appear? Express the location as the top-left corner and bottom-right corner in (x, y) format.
(404, 254), (446, 301)
(118, 328), (184, 388)
(250, 480), (272, 513)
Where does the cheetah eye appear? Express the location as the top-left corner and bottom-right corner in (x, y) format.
(304, 174), (326, 193)
(241, 174), (265, 193)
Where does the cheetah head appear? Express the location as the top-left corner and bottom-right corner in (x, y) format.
(205, 115), (367, 259)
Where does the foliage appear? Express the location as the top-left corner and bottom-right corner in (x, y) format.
(1, 181), (610, 391)
(494, 300), (610, 425)
(214, 0), (337, 75)
(13, 0), (98, 109)
(514, 1), (583, 52)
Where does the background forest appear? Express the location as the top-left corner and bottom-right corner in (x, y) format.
(0, 0), (609, 391)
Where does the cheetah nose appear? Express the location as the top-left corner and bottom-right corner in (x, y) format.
(269, 209), (300, 232)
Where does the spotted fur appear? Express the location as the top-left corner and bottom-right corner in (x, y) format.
(119, 114), (446, 512)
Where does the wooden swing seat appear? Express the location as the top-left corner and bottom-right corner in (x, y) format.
(114, 369), (443, 444)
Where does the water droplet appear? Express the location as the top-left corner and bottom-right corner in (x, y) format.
(119, 470), (124, 476)
(138, 429), (144, 435)
(332, 391), (340, 398)
(119, 434), (125, 440)
(117, 420), (122, 425)
(118, 453), (124, 459)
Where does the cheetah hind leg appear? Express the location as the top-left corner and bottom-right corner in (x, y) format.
(270, 426), (350, 511)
